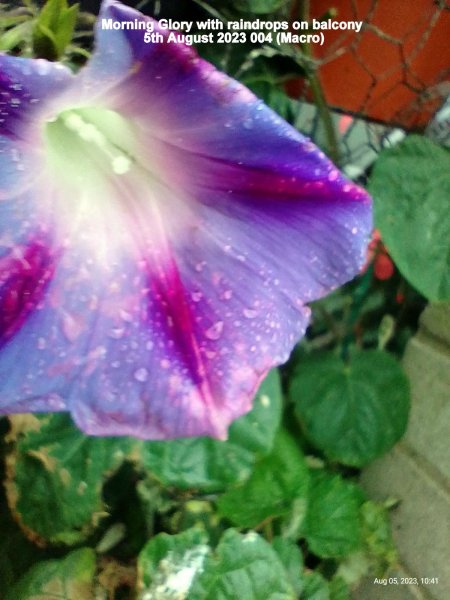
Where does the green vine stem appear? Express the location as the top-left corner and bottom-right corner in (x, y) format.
(297, 0), (341, 165)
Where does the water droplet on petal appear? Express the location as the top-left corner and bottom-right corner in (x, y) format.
(109, 327), (125, 339)
(62, 313), (84, 342)
(134, 367), (148, 382)
(243, 308), (258, 319)
(205, 321), (224, 340)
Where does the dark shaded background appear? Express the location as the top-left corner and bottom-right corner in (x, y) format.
(78, 0), (200, 19)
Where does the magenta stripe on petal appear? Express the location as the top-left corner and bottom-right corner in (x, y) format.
(0, 238), (56, 348)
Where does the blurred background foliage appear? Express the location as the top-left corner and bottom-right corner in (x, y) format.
(0, 0), (449, 598)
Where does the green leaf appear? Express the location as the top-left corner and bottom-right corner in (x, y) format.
(303, 471), (364, 558)
(369, 135), (450, 301)
(290, 350), (410, 467)
(6, 414), (136, 544)
(0, 419), (50, 596)
(359, 501), (398, 572)
(217, 429), (309, 528)
(169, 500), (225, 544)
(32, 0), (78, 60)
(0, 495), (49, 596)
(33, 21), (59, 59)
(53, 3), (78, 56)
(138, 529), (296, 599)
(271, 537), (304, 596)
(192, 529), (297, 599)
(329, 576), (350, 600)
(140, 369), (282, 491)
(0, 21), (33, 52)
(5, 548), (96, 600)
(36, 0), (66, 31)
(301, 572), (330, 600)
(336, 499), (398, 585)
(138, 528), (210, 592)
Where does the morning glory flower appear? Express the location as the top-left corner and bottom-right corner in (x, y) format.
(0, 0), (371, 439)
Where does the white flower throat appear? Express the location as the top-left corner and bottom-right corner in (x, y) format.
(45, 107), (136, 180)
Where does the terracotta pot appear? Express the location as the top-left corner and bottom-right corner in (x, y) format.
(287, 0), (450, 130)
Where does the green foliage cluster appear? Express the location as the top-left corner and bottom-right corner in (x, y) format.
(0, 0), (94, 61)
(1, 371), (399, 599)
(1, 0), (449, 598)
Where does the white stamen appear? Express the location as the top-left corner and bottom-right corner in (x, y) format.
(112, 155), (132, 175)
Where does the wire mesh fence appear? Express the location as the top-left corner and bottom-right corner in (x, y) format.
(287, 0), (450, 176)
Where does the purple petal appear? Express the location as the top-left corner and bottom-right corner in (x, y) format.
(0, 195), (259, 438)
(0, 54), (73, 199)
(0, 1), (372, 439)
(0, 54), (73, 140)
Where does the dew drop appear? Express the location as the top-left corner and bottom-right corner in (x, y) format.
(243, 308), (258, 319)
(205, 321), (224, 340)
(62, 313), (84, 342)
(37, 337), (46, 349)
(134, 367), (148, 382)
(120, 309), (133, 322)
(47, 394), (65, 409)
(109, 326), (125, 339)
(191, 291), (202, 302)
